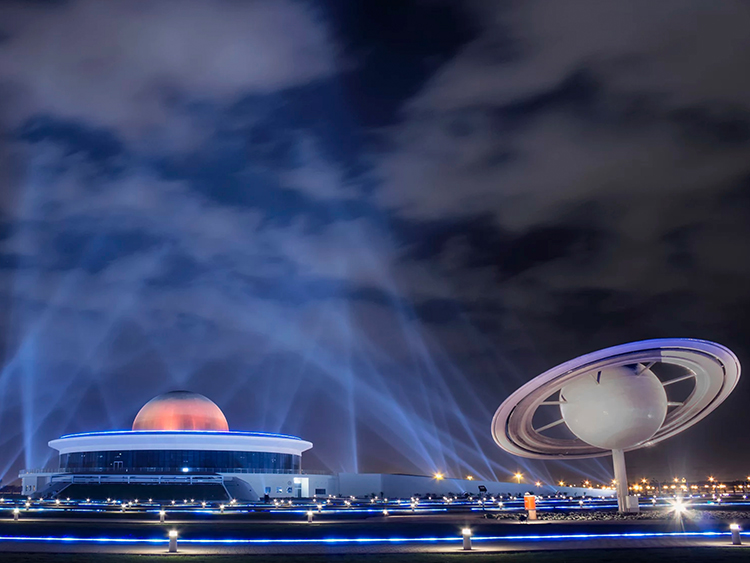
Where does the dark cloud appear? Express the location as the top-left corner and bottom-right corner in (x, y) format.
(17, 116), (127, 175)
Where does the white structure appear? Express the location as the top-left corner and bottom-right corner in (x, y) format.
(21, 391), (316, 500)
(492, 338), (740, 512)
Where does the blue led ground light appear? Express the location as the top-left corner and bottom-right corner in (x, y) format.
(0, 531), (744, 545)
(58, 430), (305, 441)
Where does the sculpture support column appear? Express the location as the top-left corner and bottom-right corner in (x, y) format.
(612, 448), (629, 512)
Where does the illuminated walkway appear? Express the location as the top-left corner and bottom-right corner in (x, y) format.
(0, 531), (748, 555)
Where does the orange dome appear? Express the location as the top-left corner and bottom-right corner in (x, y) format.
(132, 390), (229, 431)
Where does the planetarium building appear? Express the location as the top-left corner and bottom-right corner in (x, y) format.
(20, 391), (329, 501)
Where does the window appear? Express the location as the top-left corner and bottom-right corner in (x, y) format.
(59, 450), (301, 473)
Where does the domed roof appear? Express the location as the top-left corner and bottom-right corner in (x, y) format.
(132, 390), (229, 431)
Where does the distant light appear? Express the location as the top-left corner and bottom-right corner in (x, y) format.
(514, 473), (523, 483)
(434, 472), (444, 481)
(466, 476), (474, 481)
(462, 528), (472, 536)
(535, 481), (542, 487)
(168, 530), (178, 538)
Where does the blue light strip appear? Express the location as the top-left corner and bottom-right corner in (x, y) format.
(0, 531), (743, 545)
(57, 430), (304, 441)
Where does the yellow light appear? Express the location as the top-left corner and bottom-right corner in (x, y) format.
(466, 475), (474, 481)
(535, 481), (542, 487)
(709, 476), (715, 482)
(514, 472), (523, 483)
(434, 472), (444, 481)
(559, 481), (565, 487)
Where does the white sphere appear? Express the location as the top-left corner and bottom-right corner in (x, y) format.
(560, 365), (667, 450)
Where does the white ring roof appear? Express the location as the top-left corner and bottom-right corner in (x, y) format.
(492, 338), (741, 459)
(49, 430), (313, 457)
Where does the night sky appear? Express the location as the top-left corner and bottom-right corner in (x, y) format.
(1, 0), (750, 487)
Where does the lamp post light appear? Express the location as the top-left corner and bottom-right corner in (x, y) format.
(13, 508), (20, 521)
(220, 504), (225, 514)
(168, 530), (178, 553)
(514, 473), (523, 484)
(731, 524), (742, 545)
(307, 510), (313, 524)
(462, 528), (472, 550)
(159, 510), (166, 523)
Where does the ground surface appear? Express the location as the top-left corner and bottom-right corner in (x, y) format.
(1, 500), (747, 558)
(0, 548), (748, 562)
